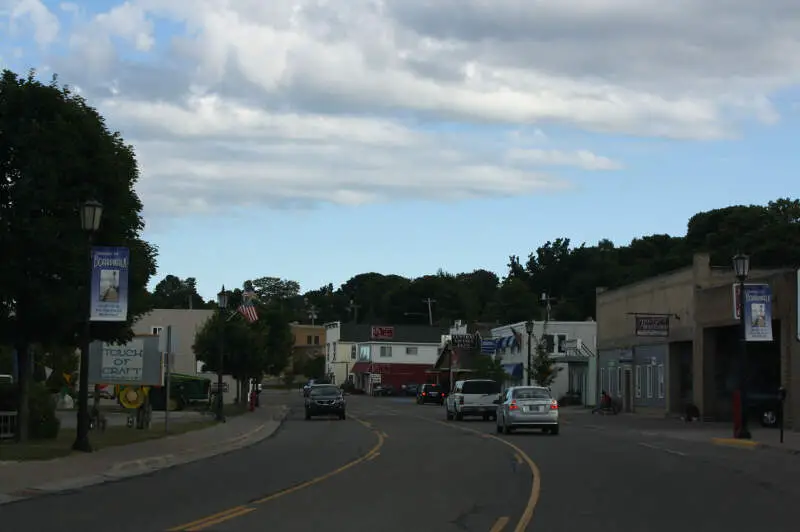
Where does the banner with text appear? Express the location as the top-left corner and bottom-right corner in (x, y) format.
(733, 283), (774, 342)
(88, 336), (163, 386)
(90, 246), (130, 322)
(634, 315), (670, 337)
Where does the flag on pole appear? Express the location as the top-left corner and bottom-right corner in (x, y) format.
(237, 289), (259, 323)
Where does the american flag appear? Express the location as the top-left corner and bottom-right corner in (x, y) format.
(237, 289), (259, 323)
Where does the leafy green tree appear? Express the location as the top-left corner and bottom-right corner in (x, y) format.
(260, 308), (294, 376)
(151, 275), (209, 309)
(528, 323), (562, 388)
(301, 355), (326, 380)
(471, 355), (507, 384)
(0, 69), (157, 440)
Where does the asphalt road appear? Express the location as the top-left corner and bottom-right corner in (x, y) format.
(4, 394), (800, 531)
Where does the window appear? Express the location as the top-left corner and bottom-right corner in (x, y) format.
(514, 387), (551, 400)
(657, 364), (665, 399)
(616, 367), (622, 397)
(635, 366), (642, 398)
(359, 345), (370, 361)
(326, 343), (331, 360)
(462, 380), (500, 395)
(380, 345), (392, 357)
(314, 335), (320, 345)
(351, 345), (357, 360)
(405, 347), (418, 355)
(646, 365), (654, 398)
(306, 335), (312, 345)
(332, 342), (337, 360)
(543, 334), (555, 353)
(151, 326), (163, 336)
(557, 335), (567, 353)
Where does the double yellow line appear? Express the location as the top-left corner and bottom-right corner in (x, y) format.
(167, 417), (384, 531)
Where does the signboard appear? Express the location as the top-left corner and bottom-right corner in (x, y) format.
(451, 334), (479, 349)
(211, 382), (230, 393)
(88, 336), (163, 386)
(732, 283), (765, 320)
(634, 315), (670, 337)
(371, 326), (395, 340)
(90, 246), (130, 322)
(735, 283), (773, 342)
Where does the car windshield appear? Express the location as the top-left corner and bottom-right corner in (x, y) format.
(310, 386), (340, 397)
(514, 388), (551, 400)
(461, 381), (500, 395)
(424, 384), (442, 392)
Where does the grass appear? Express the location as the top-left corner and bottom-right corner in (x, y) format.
(0, 404), (250, 462)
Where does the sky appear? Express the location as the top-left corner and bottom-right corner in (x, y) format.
(1, 0), (797, 301)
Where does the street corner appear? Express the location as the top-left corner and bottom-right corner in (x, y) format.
(711, 437), (761, 450)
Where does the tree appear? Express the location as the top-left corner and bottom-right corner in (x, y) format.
(301, 355), (326, 380)
(151, 275), (208, 309)
(0, 70), (157, 440)
(528, 322), (562, 388)
(260, 308), (294, 376)
(471, 355), (507, 384)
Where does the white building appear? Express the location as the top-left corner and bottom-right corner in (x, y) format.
(324, 321), (353, 385)
(491, 320), (598, 406)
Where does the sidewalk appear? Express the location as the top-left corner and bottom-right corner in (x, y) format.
(560, 406), (800, 455)
(0, 403), (290, 505)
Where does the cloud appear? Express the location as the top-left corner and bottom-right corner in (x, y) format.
(3, 0), (800, 217)
(8, 0), (60, 46)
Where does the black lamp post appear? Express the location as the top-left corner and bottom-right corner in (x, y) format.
(525, 319), (534, 386)
(216, 286), (228, 422)
(73, 199), (103, 453)
(733, 253), (751, 439)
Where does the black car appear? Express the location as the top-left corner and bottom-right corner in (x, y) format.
(417, 383), (445, 405)
(402, 383), (419, 396)
(305, 385), (346, 420)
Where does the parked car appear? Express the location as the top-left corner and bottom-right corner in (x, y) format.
(417, 383), (445, 405)
(445, 379), (501, 421)
(496, 386), (559, 435)
(372, 384), (394, 397)
(402, 383), (419, 396)
(305, 384), (346, 420)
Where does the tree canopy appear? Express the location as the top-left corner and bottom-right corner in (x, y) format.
(154, 198), (800, 330)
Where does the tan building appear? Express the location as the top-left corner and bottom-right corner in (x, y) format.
(289, 323), (326, 372)
(595, 253), (799, 429)
(132, 308), (215, 376)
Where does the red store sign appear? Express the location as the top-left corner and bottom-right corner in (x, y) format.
(371, 326), (395, 340)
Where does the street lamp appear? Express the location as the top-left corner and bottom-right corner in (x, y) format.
(73, 200), (103, 452)
(216, 286), (228, 422)
(525, 319), (534, 386)
(304, 297), (319, 325)
(733, 253), (751, 439)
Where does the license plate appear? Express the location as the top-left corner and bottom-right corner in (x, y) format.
(524, 406), (542, 413)
(431, 392), (438, 396)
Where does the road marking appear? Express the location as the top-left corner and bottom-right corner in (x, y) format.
(711, 437), (760, 449)
(380, 431), (389, 438)
(188, 507), (256, 531)
(420, 417), (540, 532)
(638, 442), (686, 456)
(514, 453), (523, 464)
(167, 416), (384, 531)
(490, 516), (509, 532)
(166, 506), (253, 531)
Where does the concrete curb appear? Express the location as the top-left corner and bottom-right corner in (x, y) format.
(0, 406), (290, 506)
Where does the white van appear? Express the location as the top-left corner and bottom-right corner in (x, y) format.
(445, 379), (501, 421)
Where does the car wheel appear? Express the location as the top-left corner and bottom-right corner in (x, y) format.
(496, 420), (503, 433)
(760, 410), (778, 427)
(503, 421), (512, 435)
(551, 425), (560, 435)
(446, 409), (454, 421)
(340, 413), (346, 420)
(455, 412), (464, 421)
(305, 412), (311, 420)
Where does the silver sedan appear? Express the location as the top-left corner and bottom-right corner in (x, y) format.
(496, 386), (560, 435)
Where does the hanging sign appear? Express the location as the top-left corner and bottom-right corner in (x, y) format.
(90, 246), (130, 322)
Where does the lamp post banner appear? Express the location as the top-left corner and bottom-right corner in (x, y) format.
(741, 283), (773, 342)
(90, 246), (130, 322)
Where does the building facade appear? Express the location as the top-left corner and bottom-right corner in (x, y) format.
(325, 322), (444, 390)
(491, 320), (598, 405)
(289, 323), (325, 372)
(133, 308), (215, 376)
(596, 253), (799, 428)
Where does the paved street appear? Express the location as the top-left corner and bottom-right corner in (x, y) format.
(3, 394), (800, 531)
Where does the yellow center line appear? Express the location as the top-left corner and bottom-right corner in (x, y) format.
(167, 415), (384, 531)
(420, 416), (541, 532)
(490, 516), (510, 532)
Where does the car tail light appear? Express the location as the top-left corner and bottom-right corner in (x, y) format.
(509, 400), (519, 411)
(550, 400), (558, 410)
(422, 392), (426, 396)
(459, 396), (464, 405)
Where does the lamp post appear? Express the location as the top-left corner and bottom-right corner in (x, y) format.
(525, 319), (534, 386)
(73, 200), (103, 453)
(216, 286), (228, 422)
(733, 253), (751, 439)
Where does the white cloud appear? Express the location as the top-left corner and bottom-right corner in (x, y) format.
(9, 0), (59, 46)
(4, 0), (800, 217)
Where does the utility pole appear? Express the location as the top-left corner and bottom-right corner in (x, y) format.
(304, 298), (319, 325)
(422, 298), (436, 326)
(347, 299), (361, 323)
(540, 292), (555, 322)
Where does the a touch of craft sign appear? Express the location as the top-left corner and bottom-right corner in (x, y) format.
(101, 340), (144, 381)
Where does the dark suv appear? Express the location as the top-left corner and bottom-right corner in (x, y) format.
(417, 383), (446, 405)
(305, 385), (346, 420)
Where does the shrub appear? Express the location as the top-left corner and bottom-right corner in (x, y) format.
(28, 382), (60, 439)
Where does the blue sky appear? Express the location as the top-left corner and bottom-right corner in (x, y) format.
(2, 1), (797, 299)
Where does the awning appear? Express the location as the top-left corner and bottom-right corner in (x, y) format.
(495, 336), (517, 350)
(480, 340), (497, 354)
(350, 362), (370, 373)
(502, 363), (524, 379)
